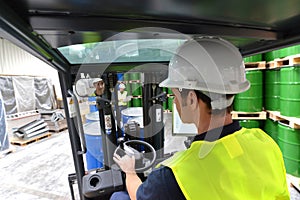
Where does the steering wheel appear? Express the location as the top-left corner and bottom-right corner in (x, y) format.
(114, 140), (157, 173)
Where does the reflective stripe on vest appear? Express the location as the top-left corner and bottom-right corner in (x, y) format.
(160, 128), (290, 200)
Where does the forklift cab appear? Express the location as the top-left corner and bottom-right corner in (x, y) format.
(68, 39), (181, 199)
(1, 0), (300, 199)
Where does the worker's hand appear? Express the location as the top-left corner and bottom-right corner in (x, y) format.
(113, 152), (136, 174)
(125, 96), (132, 102)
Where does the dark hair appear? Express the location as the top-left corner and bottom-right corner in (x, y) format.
(179, 89), (234, 115)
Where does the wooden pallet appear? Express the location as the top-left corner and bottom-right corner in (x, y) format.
(266, 54), (300, 69)
(231, 111), (266, 120)
(245, 61), (266, 70)
(128, 80), (141, 83)
(131, 95), (142, 98)
(267, 111), (300, 129)
(10, 132), (52, 146)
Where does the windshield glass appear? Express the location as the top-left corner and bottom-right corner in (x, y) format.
(58, 39), (186, 64)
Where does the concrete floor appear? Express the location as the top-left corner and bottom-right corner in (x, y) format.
(0, 130), (77, 200)
(0, 113), (299, 199)
(0, 112), (186, 200)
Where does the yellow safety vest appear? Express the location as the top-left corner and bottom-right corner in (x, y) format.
(160, 128), (290, 200)
(118, 91), (128, 106)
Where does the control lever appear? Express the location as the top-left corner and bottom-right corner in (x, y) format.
(150, 91), (167, 102)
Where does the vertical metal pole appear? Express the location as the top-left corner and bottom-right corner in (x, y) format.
(152, 85), (164, 159)
(97, 98), (109, 170)
(142, 73), (153, 146)
(142, 73), (165, 159)
(58, 71), (87, 200)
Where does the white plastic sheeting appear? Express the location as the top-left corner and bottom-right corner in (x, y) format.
(34, 77), (56, 110)
(0, 93), (9, 151)
(13, 76), (36, 112)
(0, 76), (56, 114)
(0, 76), (17, 114)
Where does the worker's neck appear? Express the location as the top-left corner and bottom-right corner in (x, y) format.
(197, 112), (233, 134)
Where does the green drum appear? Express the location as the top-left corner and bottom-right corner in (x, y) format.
(282, 44), (300, 57)
(132, 97), (142, 107)
(162, 88), (168, 110)
(125, 83), (131, 96)
(239, 120), (262, 128)
(265, 44), (300, 62)
(243, 54), (262, 62)
(167, 88), (173, 95)
(131, 82), (142, 96)
(277, 122), (300, 176)
(264, 69), (280, 111)
(283, 157), (300, 177)
(265, 50), (281, 62)
(263, 118), (278, 143)
(168, 96), (174, 112)
(234, 70), (263, 112)
(123, 73), (130, 82)
(130, 72), (141, 81)
(127, 100), (132, 107)
(280, 66), (300, 117)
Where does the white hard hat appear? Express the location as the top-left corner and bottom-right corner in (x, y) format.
(159, 37), (250, 95)
(119, 83), (126, 89)
(93, 78), (103, 84)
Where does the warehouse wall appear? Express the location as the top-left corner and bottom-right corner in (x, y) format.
(0, 38), (62, 98)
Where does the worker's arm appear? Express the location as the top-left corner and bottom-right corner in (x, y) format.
(113, 153), (142, 200)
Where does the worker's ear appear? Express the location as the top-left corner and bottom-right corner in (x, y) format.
(188, 91), (198, 110)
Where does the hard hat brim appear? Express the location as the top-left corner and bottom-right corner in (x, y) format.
(93, 78), (103, 84)
(159, 78), (250, 94)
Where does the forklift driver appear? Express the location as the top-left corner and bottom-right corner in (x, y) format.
(112, 37), (290, 200)
(91, 78), (105, 97)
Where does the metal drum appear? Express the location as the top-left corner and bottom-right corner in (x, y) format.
(234, 70), (263, 112)
(243, 54), (262, 62)
(278, 122), (300, 177)
(130, 72), (141, 81)
(239, 120), (262, 128)
(132, 97), (142, 107)
(263, 118), (278, 143)
(85, 111), (99, 123)
(127, 116), (144, 139)
(168, 96), (174, 112)
(87, 96), (97, 113)
(280, 66), (300, 117)
(83, 122), (103, 170)
(131, 82), (142, 96)
(121, 107), (143, 128)
(264, 69), (280, 111)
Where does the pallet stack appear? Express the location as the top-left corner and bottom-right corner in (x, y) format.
(117, 72), (171, 110)
(238, 45), (300, 187)
(232, 56), (266, 128)
(121, 72), (143, 107)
